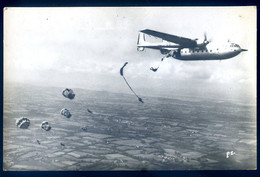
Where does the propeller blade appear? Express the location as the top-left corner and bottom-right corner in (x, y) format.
(203, 32), (211, 45)
(204, 32), (207, 41)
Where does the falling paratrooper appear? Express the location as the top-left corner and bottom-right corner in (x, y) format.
(62, 88), (75, 100)
(87, 109), (93, 114)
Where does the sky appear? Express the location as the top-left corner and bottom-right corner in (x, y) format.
(4, 7), (257, 102)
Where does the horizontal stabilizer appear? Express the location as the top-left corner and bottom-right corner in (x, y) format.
(137, 32), (146, 51)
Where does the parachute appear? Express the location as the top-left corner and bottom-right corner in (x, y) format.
(60, 108), (72, 118)
(62, 88), (75, 100)
(16, 117), (30, 129)
(41, 121), (51, 131)
(120, 62), (144, 103)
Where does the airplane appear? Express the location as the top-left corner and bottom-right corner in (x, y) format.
(137, 29), (247, 62)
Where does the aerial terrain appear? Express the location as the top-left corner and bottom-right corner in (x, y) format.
(3, 83), (256, 170)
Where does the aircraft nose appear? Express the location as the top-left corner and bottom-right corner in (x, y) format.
(241, 49), (248, 52)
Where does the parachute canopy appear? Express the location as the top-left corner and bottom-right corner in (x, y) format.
(41, 121), (51, 131)
(120, 62), (144, 103)
(60, 108), (72, 118)
(62, 88), (75, 100)
(16, 117), (30, 129)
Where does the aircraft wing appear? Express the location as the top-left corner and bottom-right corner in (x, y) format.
(140, 29), (197, 48)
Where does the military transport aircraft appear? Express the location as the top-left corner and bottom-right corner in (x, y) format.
(137, 29), (247, 61)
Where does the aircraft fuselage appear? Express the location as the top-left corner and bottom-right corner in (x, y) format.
(172, 42), (246, 60)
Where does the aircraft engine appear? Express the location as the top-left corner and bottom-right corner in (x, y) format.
(137, 47), (145, 51)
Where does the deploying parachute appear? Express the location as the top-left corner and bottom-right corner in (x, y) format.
(62, 88), (75, 100)
(120, 62), (144, 103)
(16, 117), (30, 129)
(150, 55), (170, 72)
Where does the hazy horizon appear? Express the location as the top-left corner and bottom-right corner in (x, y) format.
(4, 80), (256, 106)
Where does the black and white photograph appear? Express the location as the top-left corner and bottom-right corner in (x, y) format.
(3, 7), (256, 171)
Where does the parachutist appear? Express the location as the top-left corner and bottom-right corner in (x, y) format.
(138, 97), (144, 103)
(87, 109), (93, 114)
(81, 127), (88, 132)
(150, 55), (168, 72)
(150, 67), (158, 72)
(37, 140), (41, 144)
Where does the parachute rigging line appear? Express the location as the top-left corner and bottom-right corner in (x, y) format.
(150, 54), (170, 72)
(120, 62), (144, 103)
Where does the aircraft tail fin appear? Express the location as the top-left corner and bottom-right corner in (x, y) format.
(137, 32), (146, 51)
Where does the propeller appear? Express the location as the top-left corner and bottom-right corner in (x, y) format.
(203, 32), (211, 45)
(195, 32), (211, 49)
(204, 32), (207, 41)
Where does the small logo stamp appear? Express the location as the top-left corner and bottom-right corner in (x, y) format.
(226, 151), (236, 158)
